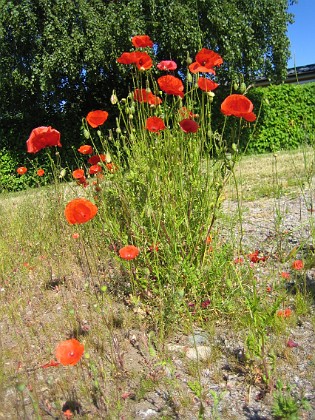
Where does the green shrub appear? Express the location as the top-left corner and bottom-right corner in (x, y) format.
(0, 148), (30, 192)
(247, 82), (315, 153)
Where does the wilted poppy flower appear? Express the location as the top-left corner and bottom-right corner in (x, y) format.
(197, 77), (218, 92)
(106, 162), (118, 173)
(157, 75), (184, 98)
(89, 165), (103, 175)
(179, 119), (199, 133)
(287, 338), (298, 348)
(78, 145), (93, 155)
(133, 89), (162, 105)
(146, 116), (166, 132)
(17, 166), (27, 175)
(72, 169), (85, 179)
(178, 107), (198, 120)
(276, 308), (292, 318)
(201, 299), (211, 309)
(36, 168), (45, 177)
(41, 359), (60, 368)
(86, 110), (109, 128)
(26, 126), (61, 154)
(292, 259), (304, 270)
(88, 154), (107, 165)
(157, 60), (177, 71)
(131, 35), (154, 48)
(55, 338), (84, 366)
(234, 257), (244, 264)
(248, 250), (267, 263)
(65, 198), (98, 224)
(148, 243), (159, 252)
(134, 52), (153, 70)
(119, 245), (140, 260)
(221, 95), (256, 122)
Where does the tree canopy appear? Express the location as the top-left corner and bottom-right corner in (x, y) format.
(0, 0), (296, 151)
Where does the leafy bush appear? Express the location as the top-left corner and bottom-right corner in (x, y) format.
(247, 82), (315, 153)
(0, 148), (31, 192)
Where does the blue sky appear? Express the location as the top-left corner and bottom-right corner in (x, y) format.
(287, 0), (315, 68)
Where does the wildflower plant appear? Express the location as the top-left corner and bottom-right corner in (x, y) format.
(75, 36), (258, 324)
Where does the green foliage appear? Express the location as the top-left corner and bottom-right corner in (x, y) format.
(272, 381), (311, 419)
(247, 83), (315, 153)
(0, 148), (30, 192)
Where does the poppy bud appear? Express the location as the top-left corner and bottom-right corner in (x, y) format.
(97, 130), (102, 137)
(59, 168), (67, 178)
(187, 73), (193, 83)
(233, 82), (239, 91)
(239, 82), (246, 93)
(116, 128), (122, 134)
(232, 143), (238, 152)
(83, 129), (90, 139)
(129, 114), (133, 120)
(187, 56), (193, 65)
(110, 90), (118, 105)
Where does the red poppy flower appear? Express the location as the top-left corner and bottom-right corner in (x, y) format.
(146, 116), (166, 132)
(292, 259), (304, 270)
(281, 271), (290, 279)
(65, 198), (98, 224)
(131, 35), (154, 48)
(134, 52), (153, 70)
(89, 164), (103, 175)
(197, 77), (218, 92)
(72, 169), (85, 179)
(179, 119), (199, 133)
(72, 233), (80, 239)
(37, 168), (45, 177)
(88, 154), (107, 165)
(55, 338), (84, 366)
(221, 95), (256, 122)
(119, 245), (140, 260)
(189, 62), (217, 74)
(17, 166), (27, 175)
(26, 126), (61, 154)
(133, 89), (162, 105)
(86, 110), (109, 128)
(157, 60), (177, 71)
(117, 51), (152, 70)
(78, 145), (93, 155)
(157, 75), (184, 98)
(63, 409), (74, 419)
(195, 48), (223, 68)
(117, 52), (138, 64)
